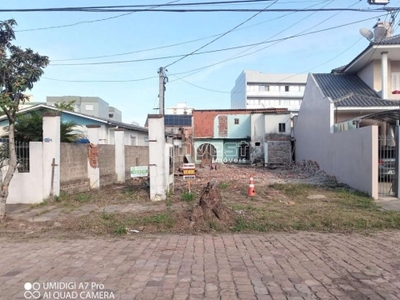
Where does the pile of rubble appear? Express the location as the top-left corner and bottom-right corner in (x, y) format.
(283, 160), (338, 186)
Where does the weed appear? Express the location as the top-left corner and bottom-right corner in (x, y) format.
(208, 220), (217, 230)
(36, 209), (51, 216)
(219, 182), (229, 189)
(114, 225), (127, 235)
(233, 216), (266, 232)
(34, 200), (48, 207)
(143, 213), (174, 228)
(182, 191), (195, 202)
(76, 193), (91, 203)
(101, 212), (114, 220)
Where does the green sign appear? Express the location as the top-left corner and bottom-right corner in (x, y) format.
(131, 166), (148, 177)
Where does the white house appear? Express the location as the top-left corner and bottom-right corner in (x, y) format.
(294, 21), (400, 199)
(0, 104), (148, 146)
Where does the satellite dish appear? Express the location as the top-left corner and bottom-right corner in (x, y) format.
(360, 28), (374, 41)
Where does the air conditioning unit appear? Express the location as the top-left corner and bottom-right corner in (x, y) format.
(368, 0), (389, 4)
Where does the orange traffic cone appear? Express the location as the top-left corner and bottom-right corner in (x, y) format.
(248, 175), (256, 197)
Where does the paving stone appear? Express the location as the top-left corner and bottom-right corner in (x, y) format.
(0, 232), (399, 299)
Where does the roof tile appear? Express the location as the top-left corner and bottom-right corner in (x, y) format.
(312, 73), (400, 107)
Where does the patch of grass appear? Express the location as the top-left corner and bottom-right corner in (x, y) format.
(33, 200), (48, 207)
(268, 183), (313, 197)
(75, 193), (91, 203)
(219, 182), (229, 189)
(35, 209), (51, 216)
(59, 183), (400, 235)
(101, 212), (114, 221)
(182, 191), (195, 202)
(335, 189), (376, 209)
(233, 216), (266, 232)
(208, 220), (219, 230)
(143, 213), (174, 228)
(114, 225), (127, 235)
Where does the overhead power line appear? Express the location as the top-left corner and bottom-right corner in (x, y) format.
(0, 7), (392, 13)
(42, 75), (157, 83)
(169, 0), (357, 91)
(48, 0), (281, 9)
(169, 13), (386, 77)
(17, 0), (181, 33)
(169, 0), (336, 89)
(52, 0), (329, 62)
(49, 11), (382, 67)
(42, 13), (386, 82)
(164, 0), (279, 68)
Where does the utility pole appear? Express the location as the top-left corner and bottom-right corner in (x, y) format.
(158, 67), (168, 115)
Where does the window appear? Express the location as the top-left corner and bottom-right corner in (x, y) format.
(392, 72), (400, 92)
(109, 113), (114, 118)
(279, 123), (286, 133)
(255, 142), (261, 146)
(285, 86), (289, 92)
(234, 118), (239, 125)
(259, 85), (269, 92)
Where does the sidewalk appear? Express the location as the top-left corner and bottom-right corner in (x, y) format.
(0, 232), (400, 299)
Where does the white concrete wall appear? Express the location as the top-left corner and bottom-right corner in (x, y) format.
(265, 114), (291, 135)
(358, 61), (376, 91)
(148, 115), (168, 201)
(251, 114), (265, 143)
(231, 71), (247, 109)
(42, 115), (61, 199)
(8, 142), (43, 204)
(295, 74), (378, 198)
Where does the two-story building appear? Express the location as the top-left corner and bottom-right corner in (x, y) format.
(193, 108), (292, 166)
(295, 21), (400, 198)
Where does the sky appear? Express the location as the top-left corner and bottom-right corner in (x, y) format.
(0, 0), (396, 126)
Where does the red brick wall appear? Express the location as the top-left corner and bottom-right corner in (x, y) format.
(193, 109), (285, 138)
(218, 115), (228, 137)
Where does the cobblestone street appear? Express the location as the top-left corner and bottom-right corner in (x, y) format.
(1, 232), (400, 300)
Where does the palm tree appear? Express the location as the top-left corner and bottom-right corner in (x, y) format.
(4, 111), (83, 142)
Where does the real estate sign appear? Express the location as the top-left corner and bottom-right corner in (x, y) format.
(182, 163), (196, 180)
(131, 166), (149, 178)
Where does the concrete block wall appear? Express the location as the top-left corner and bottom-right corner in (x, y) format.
(60, 143), (89, 193)
(124, 146), (149, 178)
(98, 145), (116, 186)
(265, 133), (291, 164)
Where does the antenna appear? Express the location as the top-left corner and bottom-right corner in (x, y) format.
(359, 28), (374, 41)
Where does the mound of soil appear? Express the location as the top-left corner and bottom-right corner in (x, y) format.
(187, 181), (236, 231)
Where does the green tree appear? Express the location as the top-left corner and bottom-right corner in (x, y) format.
(7, 111), (83, 142)
(54, 100), (75, 111)
(0, 19), (49, 219)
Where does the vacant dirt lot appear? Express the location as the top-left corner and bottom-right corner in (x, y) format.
(2, 163), (400, 237)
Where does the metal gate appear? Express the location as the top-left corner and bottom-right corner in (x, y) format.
(378, 134), (396, 197)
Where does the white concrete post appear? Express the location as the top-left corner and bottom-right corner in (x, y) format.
(148, 114), (167, 201)
(114, 129), (125, 183)
(382, 52), (388, 99)
(42, 113), (61, 199)
(87, 125), (101, 189)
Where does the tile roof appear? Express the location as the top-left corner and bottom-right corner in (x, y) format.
(312, 73), (400, 107)
(0, 104), (148, 132)
(373, 34), (400, 45)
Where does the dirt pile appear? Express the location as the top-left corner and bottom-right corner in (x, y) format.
(187, 181), (235, 231)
